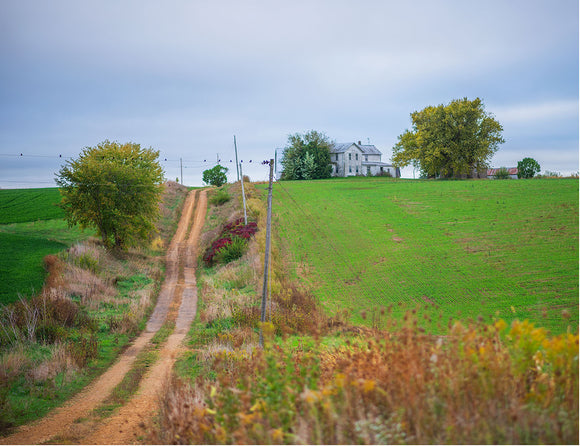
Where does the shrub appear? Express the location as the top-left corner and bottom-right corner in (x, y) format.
(210, 189), (231, 206)
(493, 167), (510, 179)
(216, 236), (247, 264)
(68, 334), (98, 368)
(36, 322), (68, 344)
(203, 218), (258, 266)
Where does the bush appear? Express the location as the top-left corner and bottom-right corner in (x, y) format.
(203, 218), (258, 266)
(69, 334), (98, 368)
(210, 189), (231, 206)
(216, 236), (247, 264)
(493, 167), (510, 179)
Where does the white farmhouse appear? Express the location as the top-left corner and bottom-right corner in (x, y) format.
(330, 141), (400, 178)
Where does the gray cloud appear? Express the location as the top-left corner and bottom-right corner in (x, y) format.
(1, 0), (578, 187)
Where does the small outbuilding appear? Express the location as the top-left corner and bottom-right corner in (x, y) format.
(487, 167), (519, 179)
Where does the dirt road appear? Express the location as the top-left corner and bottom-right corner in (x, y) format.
(1, 189), (207, 445)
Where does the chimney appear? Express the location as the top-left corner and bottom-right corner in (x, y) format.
(358, 140), (362, 145)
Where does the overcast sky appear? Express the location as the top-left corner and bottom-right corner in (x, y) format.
(1, 0), (578, 187)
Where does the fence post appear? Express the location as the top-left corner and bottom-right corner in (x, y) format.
(239, 162), (248, 225)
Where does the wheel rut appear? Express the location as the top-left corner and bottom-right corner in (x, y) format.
(0, 189), (207, 445)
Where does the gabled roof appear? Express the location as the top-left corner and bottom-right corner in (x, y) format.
(359, 144), (382, 155)
(330, 142), (382, 155)
(331, 143), (358, 153)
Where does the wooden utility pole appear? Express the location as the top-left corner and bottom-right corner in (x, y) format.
(260, 159), (274, 348)
(234, 135), (240, 182)
(239, 162), (247, 225)
(180, 158), (183, 184)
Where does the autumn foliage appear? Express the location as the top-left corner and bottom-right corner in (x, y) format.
(156, 316), (578, 444)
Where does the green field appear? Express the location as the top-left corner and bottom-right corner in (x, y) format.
(0, 188), (90, 304)
(0, 188), (64, 224)
(272, 177), (579, 334)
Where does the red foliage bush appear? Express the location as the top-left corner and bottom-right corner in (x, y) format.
(203, 218), (258, 266)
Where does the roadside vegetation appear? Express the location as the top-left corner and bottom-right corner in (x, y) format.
(0, 181), (188, 434)
(151, 177), (578, 444)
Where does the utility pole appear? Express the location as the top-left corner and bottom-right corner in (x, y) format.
(239, 162), (248, 225)
(180, 158), (183, 184)
(260, 159), (274, 348)
(234, 135), (240, 182)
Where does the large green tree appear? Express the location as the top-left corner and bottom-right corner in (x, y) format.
(517, 157), (541, 179)
(56, 140), (165, 250)
(392, 98), (504, 178)
(202, 164), (228, 187)
(281, 130), (333, 180)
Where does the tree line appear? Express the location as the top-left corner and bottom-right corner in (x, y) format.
(56, 97), (540, 251)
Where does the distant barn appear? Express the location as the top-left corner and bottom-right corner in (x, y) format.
(487, 167), (519, 179)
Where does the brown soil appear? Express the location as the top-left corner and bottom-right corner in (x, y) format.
(1, 189), (207, 445)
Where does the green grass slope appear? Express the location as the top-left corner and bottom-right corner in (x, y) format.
(0, 188), (90, 304)
(273, 177), (578, 334)
(0, 188), (64, 224)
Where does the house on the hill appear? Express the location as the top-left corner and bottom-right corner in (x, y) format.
(330, 141), (400, 178)
(487, 167), (519, 179)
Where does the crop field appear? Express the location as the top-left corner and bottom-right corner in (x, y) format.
(0, 188), (64, 224)
(0, 188), (90, 304)
(272, 177), (578, 335)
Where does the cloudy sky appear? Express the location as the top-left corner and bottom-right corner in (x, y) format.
(1, 0), (578, 187)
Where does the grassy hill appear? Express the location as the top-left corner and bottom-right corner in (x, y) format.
(0, 188), (91, 304)
(272, 177), (578, 335)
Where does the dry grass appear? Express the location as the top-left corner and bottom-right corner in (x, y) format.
(155, 318), (579, 444)
(0, 346), (32, 383)
(26, 343), (77, 383)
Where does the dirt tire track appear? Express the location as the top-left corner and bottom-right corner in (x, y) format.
(0, 189), (206, 445)
(82, 189), (206, 445)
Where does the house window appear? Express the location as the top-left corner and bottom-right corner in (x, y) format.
(349, 166), (352, 173)
(336, 154), (339, 161)
(356, 166), (359, 173)
(365, 155), (368, 161)
(349, 153), (352, 161)
(356, 153), (358, 161)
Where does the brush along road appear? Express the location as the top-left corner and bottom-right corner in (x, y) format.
(1, 189), (207, 445)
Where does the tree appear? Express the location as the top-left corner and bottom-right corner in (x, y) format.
(56, 140), (165, 250)
(202, 164), (228, 187)
(517, 157), (540, 179)
(281, 130), (333, 180)
(392, 98), (505, 178)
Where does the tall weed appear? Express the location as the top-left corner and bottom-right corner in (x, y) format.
(156, 317), (578, 444)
